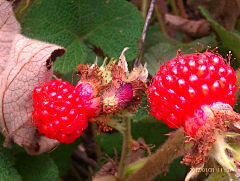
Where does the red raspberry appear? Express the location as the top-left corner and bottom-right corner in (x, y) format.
(75, 81), (100, 119)
(148, 51), (237, 135)
(32, 79), (88, 143)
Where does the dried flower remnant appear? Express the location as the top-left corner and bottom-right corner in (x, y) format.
(75, 48), (148, 133)
(102, 48), (148, 115)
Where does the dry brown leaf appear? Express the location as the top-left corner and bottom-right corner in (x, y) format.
(187, 0), (240, 31)
(0, 0), (65, 154)
(0, 0), (21, 73)
(165, 14), (211, 38)
(166, 0), (240, 38)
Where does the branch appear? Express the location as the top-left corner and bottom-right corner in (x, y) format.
(117, 117), (132, 180)
(127, 127), (185, 181)
(135, 0), (156, 67)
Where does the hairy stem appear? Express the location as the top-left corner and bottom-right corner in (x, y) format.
(127, 127), (185, 181)
(118, 117), (132, 180)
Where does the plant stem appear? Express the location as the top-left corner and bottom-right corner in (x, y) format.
(176, 0), (188, 18)
(169, 0), (179, 16)
(141, 0), (148, 19)
(118, 117), (132, 180)
(127, 127), (185, 181)
(135, 0), (156, 67)
(154, 5), (167, 35)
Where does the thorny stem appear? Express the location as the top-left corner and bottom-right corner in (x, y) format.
(118, 117), (132, 180)
(135, 0), (156, 67)
(127, 128), (185, 181)
(154, 5), (167, 35)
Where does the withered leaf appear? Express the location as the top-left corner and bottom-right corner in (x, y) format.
(0, 0), (21, 73)
(166, 0), (240, 38)
(165, 14), (211, 38)
(0, 0), (65, 154)
(187, 0), (240, 31)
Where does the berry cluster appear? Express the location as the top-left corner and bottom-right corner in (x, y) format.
(32, 79), (89, 143)
(148, 51), (237, 135)
(33, 48), (148, 143)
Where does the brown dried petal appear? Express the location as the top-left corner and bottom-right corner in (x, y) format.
(118, 47), (129, 73)
(128, 64), (148, 82)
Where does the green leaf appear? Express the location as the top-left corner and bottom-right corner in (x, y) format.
(200, 7), (240, 63)
(15, 153), (59, 181)
(205, 172), (228, 181)
(50, 139), (81, 177)
(95, 121), (175, 157)
(233, 29), (240, 36)
(0, 136), (22, 181)
(131, 96), (148, 121)
(143, 43), (179, 76)
(19, 0), (144, 73)
(131, 122), (173, 152)
(95, 132), (122, 157)
(135, 115), (162, 123)
(144, 35), (217, 76)
(179, 34), (217, 53)
(144, 25), (179, 51)
(131, 96), (162, 123)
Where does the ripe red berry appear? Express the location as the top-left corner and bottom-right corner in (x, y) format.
(148, 51), (237, 134)
(32, 79), (88, 143)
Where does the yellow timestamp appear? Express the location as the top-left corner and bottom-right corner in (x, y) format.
(190, 167), (233, 173)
